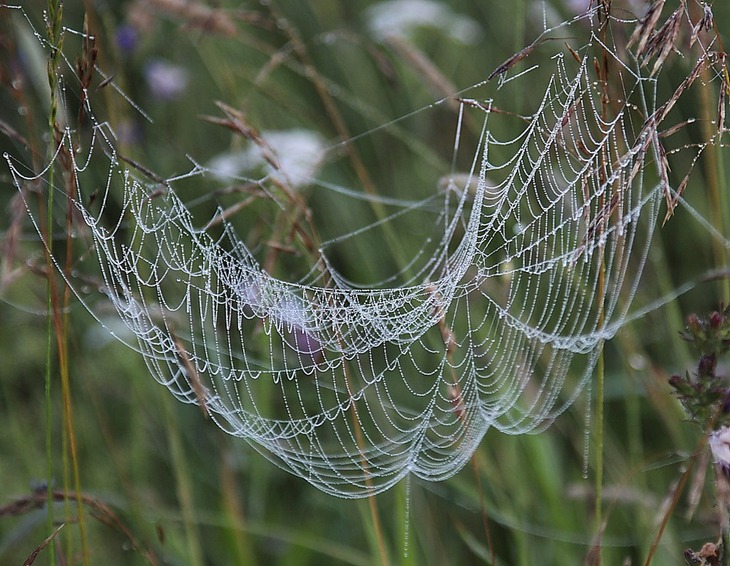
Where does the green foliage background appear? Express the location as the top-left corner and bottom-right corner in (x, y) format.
(1, 1), (729, 564)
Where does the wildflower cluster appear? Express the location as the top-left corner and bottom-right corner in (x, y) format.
(668, 306), (730, 429)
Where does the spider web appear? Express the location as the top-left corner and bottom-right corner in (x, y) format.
(4, 2), (724, 497)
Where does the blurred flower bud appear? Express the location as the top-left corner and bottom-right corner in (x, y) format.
(686, 313), (701, 333)
(723, 389), (730, 414)
(668, 373), (692, 397)
(710, 311), (723, 330)
(698, 354), (717, 378)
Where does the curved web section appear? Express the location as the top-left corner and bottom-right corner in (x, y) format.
(6, 6), (711, 497)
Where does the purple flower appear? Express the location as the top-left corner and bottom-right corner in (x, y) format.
(113, 119), (143, 146)
(276, 298), (324, 363)
(115, 24), (139, 55)
(291, 325), (323, 361)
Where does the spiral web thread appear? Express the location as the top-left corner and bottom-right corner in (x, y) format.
(5, 4), (723, 497)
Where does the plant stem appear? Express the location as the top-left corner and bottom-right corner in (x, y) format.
(594, 342), (605, 538)
(44, 1), (64, 563)
(342, 363), (390, 566)
(163, 393), (206, 566)
(592, 2), (612, 560)
(698, 63), (730, 300)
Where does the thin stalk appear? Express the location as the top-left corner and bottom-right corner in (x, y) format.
(365, 491), (389, 566)
(644, 440), (700, 564)
(592, 2), (611, 560)
(397, 476), (415, 566)
(43, 242), (55, 564)
(592, 236), (607, 561)
(43, 265), (55, 562)
(512, 0), (526, 112)
(44, 1), (64, 563)
(162, 393), (206, 566)
(43, 2), (90, 561)
(342, 362), (390, 566)
(436, 306), (494, 564)
(698, 63), (730, 300)
(51, 259), (90, 564)
(470, 455), (494, 565)
(219, 446), (257, 565)
(594, 336), (605, 544)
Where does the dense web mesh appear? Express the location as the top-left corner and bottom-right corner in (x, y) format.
(4, 3), (725, 497)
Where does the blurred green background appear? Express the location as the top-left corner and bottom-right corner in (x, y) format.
(1, 0), (730, 564)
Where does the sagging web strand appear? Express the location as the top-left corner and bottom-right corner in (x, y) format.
(7, 9), (697, 497)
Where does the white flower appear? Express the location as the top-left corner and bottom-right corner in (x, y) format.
(366, 0), (482, 44)
(145, 59), (189, 101)
(207, 129), (326, 189)
(710, 426), (730, 475)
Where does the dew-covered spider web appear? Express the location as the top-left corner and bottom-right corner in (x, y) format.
(4, 1), (727, 498)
